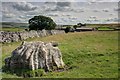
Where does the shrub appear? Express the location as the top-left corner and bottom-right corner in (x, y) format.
(65, 26), (71, 33)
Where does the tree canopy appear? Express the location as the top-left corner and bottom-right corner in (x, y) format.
(28, 15), (56, 30)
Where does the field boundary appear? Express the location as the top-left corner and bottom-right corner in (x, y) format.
(0, 30), (65, 43)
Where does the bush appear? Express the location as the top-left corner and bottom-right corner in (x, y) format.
(65, 26), (71, 33)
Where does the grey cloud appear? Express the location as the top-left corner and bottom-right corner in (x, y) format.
(44, 2), (57, 5)
(44, 2), (73, 12)
(13, 2), (37, 11)
(19, 15), (25, 18)
(47, 13), (59, 17)
(2, 7), (9, 13)
(57, 2), (71, 7)
(53, 7), (72, 12)
(3, 13), (16, 18)
(87, 0), (119, 2)
(109, 13), (114, 16)
(43, 2), (56, 12)
(61, 18), (68, 22)
(62, 14), (71, 16)
(2, 15), (26, 23)
(44, 2), (84, 13)
(89, 16), (97, 19)
(19, 15), (33, 19)
(94, 19), (99, 22)
(25, 11), (39, 16)
(102, 9), (109, 12)
(86, 18), (100, 23)
(44, 2), (57, 9)
(71, 8), (85, 13)
(93, 9), (99, 12)
(86, 0), (103, 5)
(114, 7), (120, 11)
(105, 18), (120, 22)
(2, 2), (118, 24)
(68, 17), (77, 20)
(16, 18), (24, 22)
(86, 19), (92, 22)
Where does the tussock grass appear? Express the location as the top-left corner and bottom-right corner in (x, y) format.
(2, 31), (118, 78)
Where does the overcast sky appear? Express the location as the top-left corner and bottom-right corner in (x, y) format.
(1, 0), (120, 25)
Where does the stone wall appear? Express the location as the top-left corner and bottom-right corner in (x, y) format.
(0, 30), (65, 43)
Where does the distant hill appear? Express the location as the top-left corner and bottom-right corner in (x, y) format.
(86, 23), (120, 28)
(0, 22), (119, 28)
(0, 22), (29, 28)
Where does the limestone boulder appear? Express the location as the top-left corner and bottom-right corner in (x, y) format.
(5, 41), (65, 72)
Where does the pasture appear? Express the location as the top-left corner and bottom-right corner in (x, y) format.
(1, 27), (25, 32)
(2, 31), (118, 78)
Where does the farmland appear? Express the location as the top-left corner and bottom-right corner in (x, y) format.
(2, 31), (118, 78)
(1, 1), (120, 79)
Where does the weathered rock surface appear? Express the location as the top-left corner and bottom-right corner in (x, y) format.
(5, 41), (65, 72)
(0, 30), (65, 43)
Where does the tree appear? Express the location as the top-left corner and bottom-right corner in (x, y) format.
(77, 23), (82, 27)
(73, 25), (78, 29)
(77, 23), (86, 27)
(28, 15), (56, 30)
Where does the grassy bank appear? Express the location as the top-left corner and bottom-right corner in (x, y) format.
(2, 31), (118, 78)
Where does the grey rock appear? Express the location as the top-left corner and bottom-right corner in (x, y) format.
(0, 30), (65, 43)
(5, 41), (65, 72)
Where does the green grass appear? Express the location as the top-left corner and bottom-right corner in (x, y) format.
(98, 27), (114, 31)
(2, 31), (118, 78)
(1, 27), (26, 32)
(86, 24), (120, 28)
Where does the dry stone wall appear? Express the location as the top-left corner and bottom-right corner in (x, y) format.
(0, 30), (65, 43)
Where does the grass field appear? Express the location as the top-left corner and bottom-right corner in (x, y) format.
(86, 24), (120, 28)
(1, 27), (26, 32)
(2, 31), (118, 78)
(97, 27), (115, 31)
